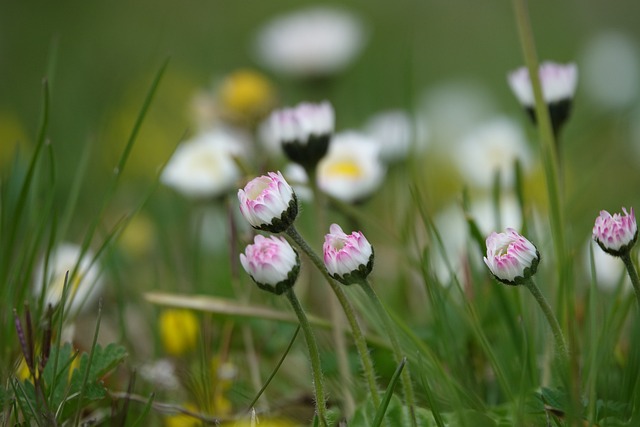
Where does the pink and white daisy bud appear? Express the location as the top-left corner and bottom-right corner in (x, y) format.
(484, 228), (540, 286)
(323, 223), (374, 285)
(238, 171), (298, 233)
(507, 61), (578, 135)
(593, 207), (637, 257)
(240, 235), (300, 295)
(269, 101), (334, 169)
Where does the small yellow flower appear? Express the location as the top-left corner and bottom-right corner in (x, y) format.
(118, 213), (155, 257)
(16, 358), (31, 381)
(218, 69), (276, 125)
(159, 309), (200, 356)
(164, 404), (200, 427)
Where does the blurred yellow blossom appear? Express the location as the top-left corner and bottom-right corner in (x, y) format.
(118, 213), (155, 257)
(159, 309), (200, 356)
(0, 111), (29, 169)
(164, 404), (201, 427)
(218, 69), (276, 126)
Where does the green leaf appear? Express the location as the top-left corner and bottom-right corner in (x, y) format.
(42, 343), (126, 421)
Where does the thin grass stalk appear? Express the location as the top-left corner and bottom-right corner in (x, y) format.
(73, 299), (103, 426)
(359, 279), (418, 427)
(284, 289), (329, 427)
(246, 326), (300, 411)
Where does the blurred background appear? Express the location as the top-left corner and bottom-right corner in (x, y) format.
(2, 0), (640, 423)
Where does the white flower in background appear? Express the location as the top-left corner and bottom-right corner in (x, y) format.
(583, 240), (627, 292)
(257, 116), (284, 158)
(161, 127), (249, 199)
(507, 62), (578, 107)
(364, 110), (414, 163)
(419, 81), (497, 150)
(454, 117), (531, 188)
(254, 6), (366, 78)
(581, 31), (639, 110)
(33, 243), (103, 318)
(283, 163), (312, 202)
(317, 131), (385, 203)
(269, 101), (334, 169)
(139, 359), (181, 391)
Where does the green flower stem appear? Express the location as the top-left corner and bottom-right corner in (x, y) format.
(286, 226), (382, 409)
(359, 279), (418, 427)
(523, 279), (569, 359)
(305, 166), (356, 416)
(620, 252), (640, 309)
(284, 288), (329, 427)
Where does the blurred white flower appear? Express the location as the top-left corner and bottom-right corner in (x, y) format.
(583, 240), (626, 292)
(317, 131), (385, 203)
(139, 359), (181, 391)
(254, 6), (366, 78)
(283, 163), (312, 202)
(161, 127), (250, 199)
(33, 243), (103, 318)
(419, 81), (497, 149)
(508, 62), (578, 107)
(364, 110), (414, 162)
(257, 116), (284, 158)
(581, 31), (639, 110)
(453, 117), (531, 188)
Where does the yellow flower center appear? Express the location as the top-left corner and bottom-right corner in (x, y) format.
(326, 160), (362, 178)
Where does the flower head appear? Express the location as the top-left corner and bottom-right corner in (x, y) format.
(240, 235), (300, 295)
(484, 228), (540, 285)
(238, 171), (298, 233)
(269, 101), (334, 169)
(161, 128), (249, 199)
(323, 224), (374, 285)
(159, 309), (200, 356)
(454, 117), (532, 189)
(508, 62), (578, 134)
(316, 131), (385, 203)
(254, 6), (366, 78)
(217, 69), (277, 126)
(33, 243), (103, 318)
(364, 110), (414, 163)
(593, 207), (637, 256)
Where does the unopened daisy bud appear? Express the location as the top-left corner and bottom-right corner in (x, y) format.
(269, 101), (334, 170)
(323, 223), (374, 285)
(484, 228), (540, 286)
(507, 61), (578, 135)
(238, 171), (298, 233)
(592, 207), (638, 257)
(240, 235), (300, 295)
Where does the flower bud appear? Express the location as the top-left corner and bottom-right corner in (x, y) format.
(323, 223), (374, 285)
(507, 61), (578, 135)
(592, 207), (637, 257)
(484, 228), (540, 286)
(238, 171), (298, 233)
(240, 235), (300, 295)
(269, 101), (334, 170)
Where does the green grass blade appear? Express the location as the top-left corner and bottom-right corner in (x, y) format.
(372, 357), (406, 427)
